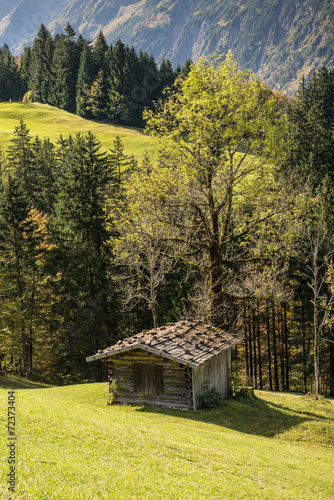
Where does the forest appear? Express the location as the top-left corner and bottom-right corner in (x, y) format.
(0, 24), (188, 127)
(0, 24), (333, 398)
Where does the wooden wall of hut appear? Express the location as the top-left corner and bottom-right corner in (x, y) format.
(107, 349), (193, 409)
(192, 350), (231, 409)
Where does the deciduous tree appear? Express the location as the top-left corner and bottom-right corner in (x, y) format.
(126, 54), (297, 327)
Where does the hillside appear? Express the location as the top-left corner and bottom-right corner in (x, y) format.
(0, 102), (153, 158)
(2, 0), (334, 94)
(0, 378), (333, 499)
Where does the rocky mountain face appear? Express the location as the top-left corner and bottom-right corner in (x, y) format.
(2, 0), (334, 94)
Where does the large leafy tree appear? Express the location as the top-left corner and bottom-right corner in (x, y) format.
(125, 54), (295, 327)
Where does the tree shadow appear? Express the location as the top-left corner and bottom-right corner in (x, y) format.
(0, 375), (54, 390)
(134, 394), (330, 438)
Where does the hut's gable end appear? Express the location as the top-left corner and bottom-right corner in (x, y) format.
(108, 349), (193, 409)
(192, 350), (231, 410)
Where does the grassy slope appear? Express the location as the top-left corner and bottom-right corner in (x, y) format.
(0, 378), (333, 500)
(0, 102), (153, 159)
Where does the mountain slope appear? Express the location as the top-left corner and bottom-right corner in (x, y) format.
(0, 0), (69, 49)
(44, 0), (334, 93)
(2, 0), (334, 93)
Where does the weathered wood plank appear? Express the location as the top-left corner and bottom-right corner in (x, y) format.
(192, 350), (231, 409)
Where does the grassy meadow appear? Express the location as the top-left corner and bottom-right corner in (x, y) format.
(0, 376), (333, 500)
(0, 102), (153, 159)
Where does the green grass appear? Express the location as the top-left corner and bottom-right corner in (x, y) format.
(0, 378), (333, 499)
(0, 102), (153, 159)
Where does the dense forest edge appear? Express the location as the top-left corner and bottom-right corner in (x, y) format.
(0, 24), (333, 398)
(0, 23), (190, 128)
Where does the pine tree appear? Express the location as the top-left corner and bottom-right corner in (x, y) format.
(29, 25), (53, 103)
(288, 69), (334, 188)
(4, 48), (21, 100)
(51, 25), (78, 111)
(51, 133), (118, 373)
(108, 39), (127, 95)
(7, 120), (33, 196)
(92, 31), (108, 76)
(20, 46), (32, 95)
(159, 58), (175, 92)
(76, 43), (93, 117)
(30, 137), (57, 214)
(122, 46), (142, 125)
(86, 69), (107, 119)
(109, 135), (130, 184)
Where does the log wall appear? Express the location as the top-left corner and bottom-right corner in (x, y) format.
(107, 349), (193, 409)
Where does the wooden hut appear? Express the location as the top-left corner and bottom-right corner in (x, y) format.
(86, 320), (243, 410)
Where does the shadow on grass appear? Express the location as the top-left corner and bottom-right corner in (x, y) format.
(135, 395), (329, 438)
(0, 375), (54, 390)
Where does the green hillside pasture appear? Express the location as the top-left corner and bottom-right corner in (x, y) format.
(0, 380), (333, 500)
(0, 102), (153, 159)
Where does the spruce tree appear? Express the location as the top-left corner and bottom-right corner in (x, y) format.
(51, 133), (118, 374)
(29, 25), (53, 103)
(108, 39), (127, 95)
(159, 58), (175, 92)
(76, 43), (93, 117)
(51, 25), (78, 111)
(20, 46), (32, 95)
(86, 69), (107, 119)
(122, 46), (142, 125)
(7, 120), (33, 197)
(92, 31), (108, 76)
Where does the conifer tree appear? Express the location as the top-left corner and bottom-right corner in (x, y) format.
(20, 46), (32, 95)
(29, 25), (53, 103)
(0, 171), (55, 376)
(109, 39), (127, 95)
(86, 69), (107, 119)
(76, 43), (93, 117)
(122, 46), (142, 124)
(159, 58), (175, 92)
(51, 133), (118, 372)
(93, 31), (108, 76)
(51, 25), (77, 111)
(4, 48), (20, 100)
(7, 120), (33, 197)
(30, 137), (57, 214)
(109, 135), (130, 184)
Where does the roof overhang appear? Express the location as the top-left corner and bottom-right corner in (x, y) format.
(86, 343), (198, 368)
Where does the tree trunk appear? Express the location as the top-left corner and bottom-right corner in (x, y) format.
(301, 301), (307, 393)
(266, 301), (273, 391)
(271, 301), (280, 391)
(209, 263), (225, 327)
(252, 308), (257, 388)
(279, 304), (285, 391)
(314, 296), (321, 398)
(248, 306), (253, 385)
(257, 301), (263, 390)
(329, 336), (334, 396)
(244, 305), (249, 378)
(284, 302), (289, 392)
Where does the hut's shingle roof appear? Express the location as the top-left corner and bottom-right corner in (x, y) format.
(86, 320), (243, 367)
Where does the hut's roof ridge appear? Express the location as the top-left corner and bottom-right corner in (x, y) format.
(87, 320), (243, 367)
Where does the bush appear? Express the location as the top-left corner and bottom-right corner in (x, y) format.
(199, 381), (223, 409)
